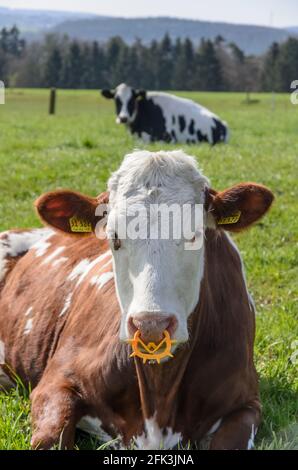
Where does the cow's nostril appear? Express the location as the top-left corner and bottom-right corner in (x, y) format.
(129, 314), (177, 343)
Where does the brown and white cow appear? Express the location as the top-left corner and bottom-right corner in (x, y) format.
(0, 150), (273, 450)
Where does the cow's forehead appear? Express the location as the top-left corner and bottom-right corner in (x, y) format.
(115, 84), (133, 101)
(108, 150), (209, 201)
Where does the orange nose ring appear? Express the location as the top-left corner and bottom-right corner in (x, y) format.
(127, 330), (177, 364)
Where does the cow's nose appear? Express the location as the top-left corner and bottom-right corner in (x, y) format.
(119, 116), (128, 123)
(129, 314), (177, 343)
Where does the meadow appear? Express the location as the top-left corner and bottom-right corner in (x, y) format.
(0, 89), (297, 450)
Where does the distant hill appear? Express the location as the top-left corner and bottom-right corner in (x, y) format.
(0, 7), (296, 55)
(53, 16), (294, 55)
(287, 26), (298, 34)
(0, 7), (94, 33)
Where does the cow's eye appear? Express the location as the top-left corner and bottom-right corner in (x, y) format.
(114, 233), (121, 250)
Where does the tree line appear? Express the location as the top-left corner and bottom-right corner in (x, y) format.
(1, 26), (298, 92)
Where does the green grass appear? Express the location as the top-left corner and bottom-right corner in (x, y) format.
(0, 89), (297, 450)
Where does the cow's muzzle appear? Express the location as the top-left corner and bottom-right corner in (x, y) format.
(128, 314), (177, 344)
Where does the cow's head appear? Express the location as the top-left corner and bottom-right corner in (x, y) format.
(36, 151), (273, 352)
(101, 83), (146, 124)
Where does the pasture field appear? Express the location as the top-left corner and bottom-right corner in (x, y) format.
(0, 89), (297, 450)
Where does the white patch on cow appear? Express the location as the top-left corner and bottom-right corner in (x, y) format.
(0, 228), (54, 280)
(42, 246), (65, 265)
(115, 83), (137, 123)
(91, 272), (114, 290)
(247, 424), (256, 450)
(0, 340), (14, 388)
(226, 233), (255, 313)
(134, 417), (182, 450)
(52, 256), (68, 267)
(59, 292), (73, 317)
(24, 306), (33, 317)
(77, 416), (114, 442)
(32, 230), (55, 257)
(67, 251), (111, 287)
(24, 318), (33, 335)
(199, 418), (223, 450)
(149, 92), (227, 144)
(107, 150), (208, 344)
(207, 418), (222, 435)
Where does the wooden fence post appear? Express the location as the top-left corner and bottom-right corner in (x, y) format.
(49, 88), (56, 115)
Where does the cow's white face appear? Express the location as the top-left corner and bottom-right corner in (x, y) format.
(106, 150), (209, 347)
(102, 83), (146, 124)
(114, 84), (137, 124)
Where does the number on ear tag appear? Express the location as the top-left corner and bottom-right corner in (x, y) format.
(217, 211), (241, 225)
(69, 215), (92, 233)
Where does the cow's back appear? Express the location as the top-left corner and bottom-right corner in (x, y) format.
(0, 229), (112, 387)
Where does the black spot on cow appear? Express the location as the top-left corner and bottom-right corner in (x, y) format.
(212, 118), (227, 145)
(115, 97), (122, 115)
(171, 130), (177, 142)
(130, 98), (167, 142)
(178, 116), (186, 133)
(172, 116), (176, 125)
(197, 130), (209, 143)
(188, 119), (195, 135)
(127, 94), (136, 116)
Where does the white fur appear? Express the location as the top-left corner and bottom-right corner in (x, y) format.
(52, 256), (68, 267)
(42, 246), (65, 265)
(107, 150), (209, 344)
(68, 251), (111, 287)
(24, 306), (33, 317)
(247, 424), (256, 450)
(207, 418), (222, 435)
(115, 84), (137, 124)
(0, 228), (54, 281)
(134, 416), (182, 450)
(77, 416), (114, 442)
(91, 272), (114, 290)
(24, 318), (33, 335)
(32, 230), (54, 257)
(59, 293), (73, 317)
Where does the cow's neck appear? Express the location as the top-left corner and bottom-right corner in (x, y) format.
(134, 307), (201, 429)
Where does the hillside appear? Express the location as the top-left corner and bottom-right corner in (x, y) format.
(53, 16), (293, 55)
(0, 7), (296, 55)
(0, 7), (94, 33)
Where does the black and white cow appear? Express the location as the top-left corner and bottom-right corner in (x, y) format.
(102, 83), (229, 145)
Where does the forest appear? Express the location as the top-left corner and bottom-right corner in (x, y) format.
(0, 26), (298, 92)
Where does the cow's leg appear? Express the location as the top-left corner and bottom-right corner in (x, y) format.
(30, 377), (81, 450)
(209, 404), (261, 450)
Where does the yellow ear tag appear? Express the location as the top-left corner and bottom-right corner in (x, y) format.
(69, 215), (92, 233)
(127, 330), (177, 364)
(217, 210), (241, 225)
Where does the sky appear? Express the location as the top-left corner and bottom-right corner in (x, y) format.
(0, 0), (297, 28)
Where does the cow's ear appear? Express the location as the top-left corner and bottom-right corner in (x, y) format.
(101, 89), (115, 99)
(206, 183), (274, 232)
(35, 190), (109, 235)
(136, 89), (146, 100)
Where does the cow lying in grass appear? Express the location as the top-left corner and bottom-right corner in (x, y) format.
(102, 83), (229, 145)
(0, 150), (273, 449)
